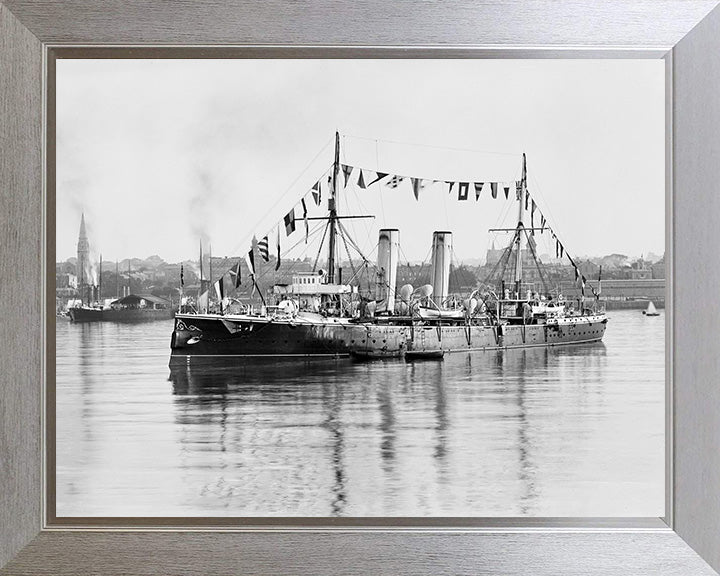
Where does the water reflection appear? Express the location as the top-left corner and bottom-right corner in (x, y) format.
(165, 344), (609, 516)
(56, 312), (664, 517)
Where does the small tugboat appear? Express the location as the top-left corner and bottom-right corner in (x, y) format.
(69, 293), (175, 323)
(68, 246), (176, 323)
(643, 301), (660, 316)
(170, 133), (607, 361)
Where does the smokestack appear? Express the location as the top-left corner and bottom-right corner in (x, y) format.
(376, 228), (399, 312)
(430, 231), (452, 308)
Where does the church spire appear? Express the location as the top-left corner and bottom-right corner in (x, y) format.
(77, 212), (90, 302)
(79, 212), (87, 239)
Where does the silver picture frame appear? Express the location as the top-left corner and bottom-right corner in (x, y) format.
(2, 1), (720, 574)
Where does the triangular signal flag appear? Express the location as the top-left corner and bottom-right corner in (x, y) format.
(341, 164), (353, 187)
(367, 172), (388, 187)
(474, 183), (483, 200)
(411, 178), (422, 201)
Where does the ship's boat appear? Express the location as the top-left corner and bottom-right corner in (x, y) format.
(643, 301), (660, 316)
(405, 349), (445, 361)
(170, 133), (607, 361)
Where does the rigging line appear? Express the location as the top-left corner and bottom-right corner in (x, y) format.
(345, 163), (517, 190)
(442, 180), (450, 232)
(522, 228), (550, 295)
(449, 244), (461, 268)
(525, 183), (579, 272)
(482, 235), (514, 287)
(342, 133), (523, 158)
(226, 135), (334, 256)
(411, 245), (434, 286)
(492, 191), (515, 230)
(338, 220), (373, 265)
(397, 241), (410, 267)
(527, 172), (559, 236)
(336, 222), (378, 288)
(503, 236), (518, 286)
(216, 219), (327, 285)
(313, 219), (331, 273)
(353, 180), (377, 252)
(336, 222), (360, 283)
(245, 222), (327, 286)
(524, 173), (576, 266)
(343, 178), (375, 257)
(375, 139), (387, 229)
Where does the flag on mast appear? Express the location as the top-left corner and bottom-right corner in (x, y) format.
(284, 209), (296, 235)
(199, 239), (204, 281)
(458, 182), (469, 201)
(387, 175), (404, 188)
(229, 262), (241, 288)
(341, 164), (353, 187)
(245, 249), (256, 297)
(214, 277), (224, 301)
(275, 227), (281, 271)
(258, 236), (270, 262)
(301, 198), (308, 242)
(411, 178), (422, 200)
(474, 183), (483, 200)
(530, 199), (537, 232)
(367, 172), (388, 187)
(245, 248), (255, 276)
(311, 180), (322, 205)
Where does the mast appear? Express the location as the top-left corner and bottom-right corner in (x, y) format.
(327, 131), (340, 284)
(77, 212), (89, 306)
(209, 243), (213, 308)
(514, 153), (527, 297)
(127, 259), (131, 297)
(115, 260), (119, 299)
(198, 239), (203, 309)
(99, 254), (102, 304)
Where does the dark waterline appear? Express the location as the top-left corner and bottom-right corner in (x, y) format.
(56, 309), (664, 517)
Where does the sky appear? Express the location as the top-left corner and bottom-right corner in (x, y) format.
(56, 59), (665, 266)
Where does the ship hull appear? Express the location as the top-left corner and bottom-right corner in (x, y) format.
(406, 314), (608, 353)
(170, 314), (408, 359)
(170, 313), (607, 360)
(68, 307), (103, 322)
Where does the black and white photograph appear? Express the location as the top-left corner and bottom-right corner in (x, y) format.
(55, 58), (665, 518)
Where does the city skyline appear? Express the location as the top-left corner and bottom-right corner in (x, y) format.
(58, 213), (665, 270)
(57, 59), (665, 264)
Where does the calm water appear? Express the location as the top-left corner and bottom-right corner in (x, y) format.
(56, 310), (665, 517)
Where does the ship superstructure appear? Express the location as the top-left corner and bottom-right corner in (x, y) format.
(171, 133), (607, 360)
